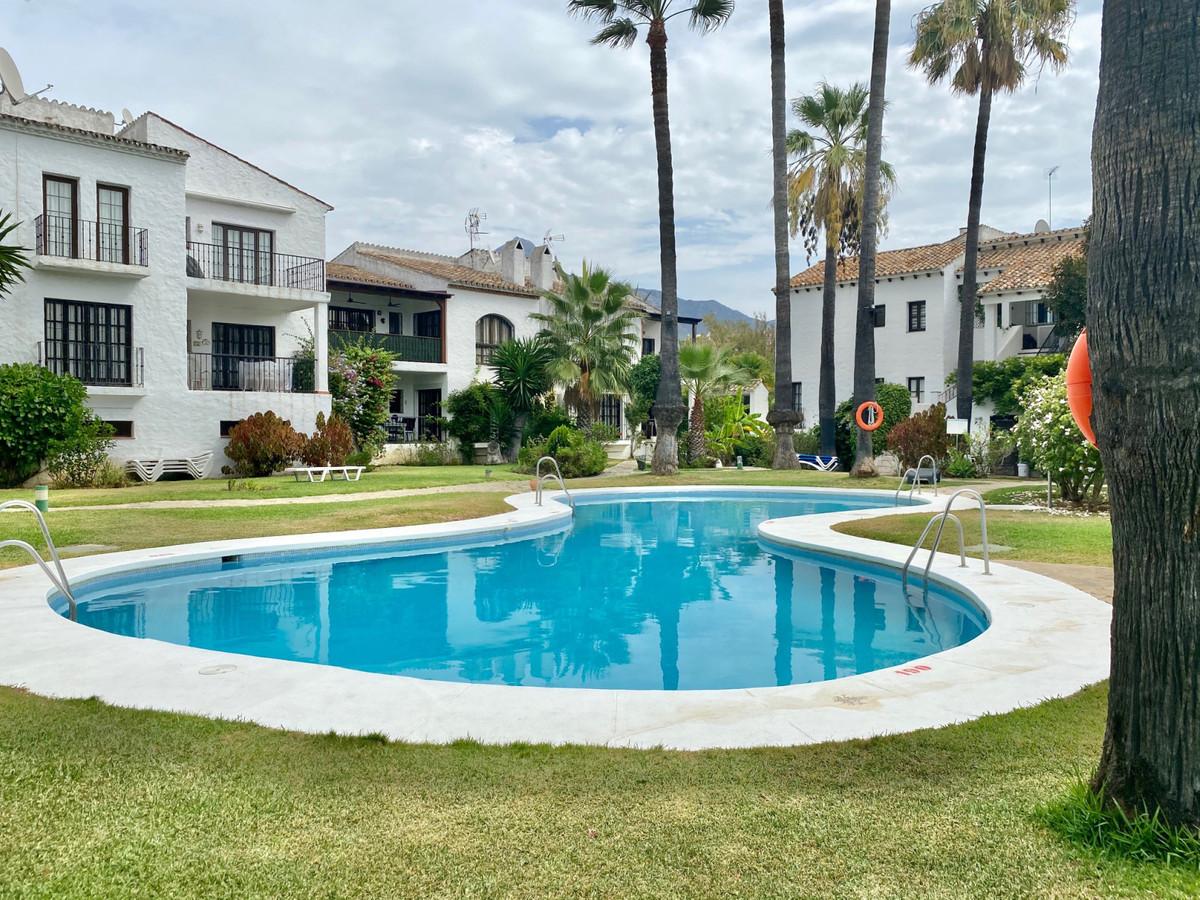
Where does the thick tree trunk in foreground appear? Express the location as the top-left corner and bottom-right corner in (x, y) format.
(767, 0), (801, 469)
(850, 0), (891, 477)
(956, 78), (993, 424)
(819, 237), (839, 457)
(647, 19), (685, 475)
(1089, 0), (1200, 827)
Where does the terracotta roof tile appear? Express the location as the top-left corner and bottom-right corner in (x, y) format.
(326, 263), (416, 292)
(975, 235), (1085, 295)
(359, 246), (542, 297)
(790, 235), (965, 288)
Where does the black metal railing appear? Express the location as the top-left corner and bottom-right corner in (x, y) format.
(185, 241), (325, 292)
(187, 353), (314, 393)
(329, 329), (443, 363)
(35, 214), (149, 266)
(37, 342), (144, 387)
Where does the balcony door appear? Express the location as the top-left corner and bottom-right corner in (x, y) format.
(212, 322), (275, 390)
(43, 176), (78, 258)
(417, 388), (442, 440)
(97, 185), (130, 264)
(44, 299), (131, 386)
(213, 223), (273, 286)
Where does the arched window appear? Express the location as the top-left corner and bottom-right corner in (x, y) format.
(475, 315), (514, 364)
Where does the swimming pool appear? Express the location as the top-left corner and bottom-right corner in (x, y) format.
(64, 490), (987, 691)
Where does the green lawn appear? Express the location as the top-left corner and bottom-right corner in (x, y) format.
(834, 508), (1114, 567)
(1, 684), (1194, 898)
(0, 464), (519, 508)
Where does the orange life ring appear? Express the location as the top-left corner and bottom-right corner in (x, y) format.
(855, 401), (884, 432)
(1065, 329), (1096, 447)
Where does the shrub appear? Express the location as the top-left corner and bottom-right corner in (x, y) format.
(967, 355), (1067, 417)
(346, 449), (374, 468)
(887, 403), (950, 469)
(0, 364), (109, 487)
(944, 446), (978, 478)
(793, 426), (821, 456)
(545, 425), (578, 455)
(300, 413), (354, 467)
(446, 382), (514, 456)
(731, 431), (772, 467)
(330, 339), (396, 455)
(1013, 373), (1104, 504)
(411, 443), (460, 466)
(523, 404), (573, 443)
(968, 428), (1015, 477)
(226, 412), (303, 477)
(518, 427), (607, 478)
(46, 416), (116, 488)
(584, 422), (620, 444)
(625, 354), (661, 436)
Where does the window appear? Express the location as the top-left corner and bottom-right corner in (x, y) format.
(417, 388), (443, 440)
(219, 420), (241, 438)
(642, 337), (656, 356)
(907, 301), (927, 332)
(97, 184), (129, 264)
(212, 223), (274, 286)
(105, 420), (134, 439)
(43, 299), (132, 386)
(742, 393), (752, 415)
(997, 303), (1004, 328)
(388, 311), (403, 336)
(414, 309), (441, 338)
(390, 389), (405, 415)
(872, 304), (886, 328)
(791, 382), (802, 412)
(211, 322), (275, 391)
(329, 306), (374, 333)
(907, 377), (925, 404)
(43, 175), (78, 258)
(599, 394), (623, 432)
(475, 315), (513, 365)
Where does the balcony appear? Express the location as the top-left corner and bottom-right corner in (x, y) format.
(187, 353), (314, 393)
(330, 329), (443, 364)
(34, 214), (149, 273)
(186, 241), (325, 293)
(37, 342), (145, 388)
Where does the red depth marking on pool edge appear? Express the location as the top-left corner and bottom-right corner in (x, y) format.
(895, 665), (932, 676)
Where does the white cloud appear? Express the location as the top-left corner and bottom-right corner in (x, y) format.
(6, 0), (1101, 315)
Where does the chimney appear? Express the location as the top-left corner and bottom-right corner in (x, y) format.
(529, 244), (557, 291)
(498, 238), (529, 287)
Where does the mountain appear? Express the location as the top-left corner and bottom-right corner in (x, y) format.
(634, 290), (766, 333)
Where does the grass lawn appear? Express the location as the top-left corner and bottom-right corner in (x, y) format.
(0, 492), (511, 569)
(1, 683), (1195, 898)
(0, 464), (519, 508)
(834, 508), (1113, 567)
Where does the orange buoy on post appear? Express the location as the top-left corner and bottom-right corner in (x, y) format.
(1065, 329), (1097, 447)
(855, 401), (884, 432)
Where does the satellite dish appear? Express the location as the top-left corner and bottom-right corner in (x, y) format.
(0, 48), (28, 102)
(1034, 219), (1051, 234)
(121, 108), (134, 126)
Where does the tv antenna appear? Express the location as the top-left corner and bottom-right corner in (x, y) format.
(1046, 165), (1060, 230)
(542, 229), (566, 247)
(464, 208), (489, 251)
(0, 48), (53, 105)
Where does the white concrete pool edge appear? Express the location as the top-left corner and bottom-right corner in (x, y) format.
(0, 486), (1111, 750)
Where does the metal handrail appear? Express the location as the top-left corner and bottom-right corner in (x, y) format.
(901, 488), (991, 588)
(0, 500), (78, 620)
(534, 456), (574, 508)
(895, 454), (939, 505)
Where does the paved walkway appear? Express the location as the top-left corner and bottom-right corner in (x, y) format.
(1008, 561), (1114, 604)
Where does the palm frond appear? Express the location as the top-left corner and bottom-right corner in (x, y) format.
(0, 211), (31, 299)
(567, 0), (620, 22)
(592, 17), (640, 47)
(688, 0), (735, 33)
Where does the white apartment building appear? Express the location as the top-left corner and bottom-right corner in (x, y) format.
(788, 224), (1086, 427)
(326, 238), (701, 446)
(0, 95), (331, 475)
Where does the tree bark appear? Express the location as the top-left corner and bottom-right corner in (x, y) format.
(767, 0), (802, 469)
(1089, 0), (1200, 827)
(647, 18), (686, 475)
(819, 235), (838, 457)
(956, 78), (993, 424)
(688, 392), (706, 464)
(850, 0), (891, 478)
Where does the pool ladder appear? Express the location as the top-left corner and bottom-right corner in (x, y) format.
(895, 454), (939, 505)
(0, 499), (78, 620)
(901, 488), (991, 589)
(534, 456), (574, 508)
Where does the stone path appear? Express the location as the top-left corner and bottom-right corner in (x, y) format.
(1007, 561), (1114, 604)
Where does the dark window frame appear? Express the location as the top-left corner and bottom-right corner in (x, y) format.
(211, 322), (276, 391)
(907, 376), (926, 404)
(43, 298), (133, 386)
(907, 300), (927, 333)
(212, 221), (275, 286)
(872, 304), (886, 328)
(475, 314), (514, 365)
(791, 382), (802, 413)
(329, 305), (375, 333)
(42, 174), (80, 258)
(96, 182), (131, 265)
(642, 337), (656, 356)
(599, 394), (623, 431)
(105, 420), (135, 439)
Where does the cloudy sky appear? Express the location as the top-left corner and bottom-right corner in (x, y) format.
(8, 0), (1100, 315)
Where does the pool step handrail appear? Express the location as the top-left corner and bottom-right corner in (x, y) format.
(534, 456), (574, 508)
(901, 488), (991, 588)
(0, 499), (77, 620)
(894, 454), (939, 505)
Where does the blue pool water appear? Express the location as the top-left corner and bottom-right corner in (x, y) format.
(66, 491), (987, 691)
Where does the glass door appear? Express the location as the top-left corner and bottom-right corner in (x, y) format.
(212, 322), (275, 390)
(97, 185), (129, 264)
(44, 176), (77, 258)
(213, 224), (273, 285)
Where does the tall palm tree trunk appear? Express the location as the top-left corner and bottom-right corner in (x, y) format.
(956, 76), (993, 424)
(768, 0), (801, 469)
(647, 19), (686, 475)
(819, 236), (839, 456)
(1089, 0), (1200, 827)
(850, 0), (892, 476)
(688, 391), (706, 464)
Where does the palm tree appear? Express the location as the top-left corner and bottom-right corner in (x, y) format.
(0, 212), (31, 298)
(848, 0), (894, 477)
(766, 0), (801, 470)
(490, 337), (554, 457)
(678, 342), (749, 463)
(532, 262), (638, 427)
(909, 0), (1073, 423)
(1089, 0), (1198, 827)
(567, 0), (735, 476)
(788, 82), (896, 459)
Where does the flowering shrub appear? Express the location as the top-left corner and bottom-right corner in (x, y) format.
(1013, 373), (1104, 504)
(226, 412), (304, 477)
(887, 403), (950, 468)
(330, 340), (396, 455)
(300, 412), (354, 467)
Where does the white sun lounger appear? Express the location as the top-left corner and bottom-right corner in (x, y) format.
(125, 451), (213, 483)
(284, 465), (366, 483)
(797, 453), (839, 472)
